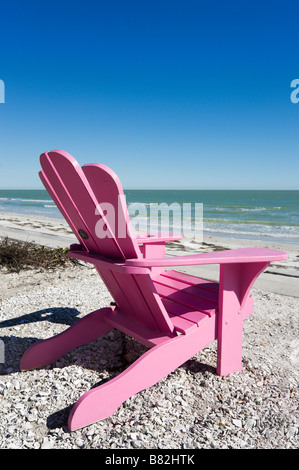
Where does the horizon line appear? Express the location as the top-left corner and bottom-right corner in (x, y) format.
(0, 188), (298, 192)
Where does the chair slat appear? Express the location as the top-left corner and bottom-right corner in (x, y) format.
(39, 170), (100, 253)
(105, 309), (174, 347)
(162, 299), (203, 334)
(82, 164), (141, 260)
(163, 270), (219, 291)
(95, 266), (135, 315)
(168, 315), (198, 334)
(40, 151), (125, 259)
(162, 298), (213, 326)
(153, 282), (215, 316)
(133, 274), (175, 334)
(156, 274), (218, 304)
(111, 271), (161, 330)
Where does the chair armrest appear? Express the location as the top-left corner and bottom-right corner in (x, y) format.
(135, 233), (182, 244)
(125, 247), (288, 267)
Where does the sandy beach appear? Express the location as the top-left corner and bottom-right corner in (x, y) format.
(0, 211), (298, 298)
(0, 211), (298, 449)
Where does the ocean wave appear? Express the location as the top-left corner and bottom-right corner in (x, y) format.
(208, 206), (286, 214)
(203, 225), (299, 239)
(9, 198), (52, 203)
(204, 218), (299, 227)
(211, 206), (267, 212)
(240, 207), (267, 212)
(129, 216), (299, 241)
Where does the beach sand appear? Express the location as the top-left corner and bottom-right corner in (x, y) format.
(0, 211), (298, 449)
(0, 211), (298, 298)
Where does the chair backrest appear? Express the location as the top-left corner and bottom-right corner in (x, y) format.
(40, 150), (175, 334)
(39, 150), (141, 260)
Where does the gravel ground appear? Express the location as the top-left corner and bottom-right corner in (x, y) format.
(0, 263), (298, 449)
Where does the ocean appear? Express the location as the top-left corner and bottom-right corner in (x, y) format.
(0, 189), (298, 245)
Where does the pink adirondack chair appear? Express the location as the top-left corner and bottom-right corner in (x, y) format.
(20, 150), (288, 430)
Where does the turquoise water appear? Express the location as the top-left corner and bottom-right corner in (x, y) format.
(0, 189), (298, 245)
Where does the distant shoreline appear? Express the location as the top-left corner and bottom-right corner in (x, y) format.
(0, 210), (297, 251)
(0, 211), (298, 298)
(1, 189), (299, 246)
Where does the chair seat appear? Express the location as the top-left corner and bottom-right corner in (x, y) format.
(152, 270), (219, 334)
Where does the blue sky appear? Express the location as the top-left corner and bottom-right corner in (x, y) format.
(0, 0), (298, 189)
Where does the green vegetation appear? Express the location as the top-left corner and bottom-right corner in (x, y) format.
(0, 237), (73, 272)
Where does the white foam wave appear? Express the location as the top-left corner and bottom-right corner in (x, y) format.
(10, 198), (52, 203)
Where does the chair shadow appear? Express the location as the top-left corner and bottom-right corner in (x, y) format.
(0, 307), (80, 375)
(46, 358), (216, 430)
(47, 405), (74, 430)
(0, 305), (217, 430)
(181, 358), (216, 375)
(0, 307), (81, 329)
(0, 324), (128, 429)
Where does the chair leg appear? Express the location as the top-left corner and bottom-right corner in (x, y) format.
(216, 264), (244, 376)
(68, 316), (216, 430)
(20, 307), (113, 371)
(216, 262), (268, 376)
(217, 313), (244, 376)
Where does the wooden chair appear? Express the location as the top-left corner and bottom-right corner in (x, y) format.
(20, 150), (288, 430)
